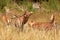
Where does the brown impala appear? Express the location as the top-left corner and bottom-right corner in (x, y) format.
(14, 11), (33, 31)
(2, 13), (11, 26)
(28, 14), (56, 30)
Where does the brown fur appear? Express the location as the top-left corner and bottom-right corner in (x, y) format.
(28, 14), (56, 30)
(2, 13), (11, 26)
(14, 11), (32, 31)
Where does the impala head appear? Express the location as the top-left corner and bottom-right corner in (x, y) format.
(28, 20), (35, 27)
(23, 11), (33, 17)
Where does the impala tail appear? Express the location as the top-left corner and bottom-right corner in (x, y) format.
(50, 14), (56, 27)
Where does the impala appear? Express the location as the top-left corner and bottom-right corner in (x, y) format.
(14, 11), (33, 31)
(28, 14), (56, 30)
(2, 13), (11, 26)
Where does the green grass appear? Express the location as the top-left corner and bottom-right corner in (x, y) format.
(0, 0), (60, 12)
(42, 0), (60, 11)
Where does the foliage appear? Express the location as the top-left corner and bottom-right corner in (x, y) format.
(0, 0), (60, 12)
(0, 0), (12, 12)
(42, 0), (60, 11)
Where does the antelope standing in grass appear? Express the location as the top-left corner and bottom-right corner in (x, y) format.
(28, 14), (56, 30)
(2, 13), (11, 26)
(14, 11), (32, 31)
(2, 7), (11, 26)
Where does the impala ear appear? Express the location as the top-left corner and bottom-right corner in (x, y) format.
(30, 11), (33, 14)
(27, 11), (33, 15)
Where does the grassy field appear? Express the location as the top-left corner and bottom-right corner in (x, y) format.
(0, 10), (60, 40)
(0, 0), (60, 40)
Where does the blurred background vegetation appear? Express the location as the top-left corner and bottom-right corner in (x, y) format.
(0, 0), (60, 12)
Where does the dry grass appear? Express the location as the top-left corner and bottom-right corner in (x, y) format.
(0, 9), (60, 40)
(0, 22), (60, 40)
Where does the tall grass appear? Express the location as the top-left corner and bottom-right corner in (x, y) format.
(0, 21), (59, 40)
(42, 0), (60, 11)
(18, 1), (35, 12)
